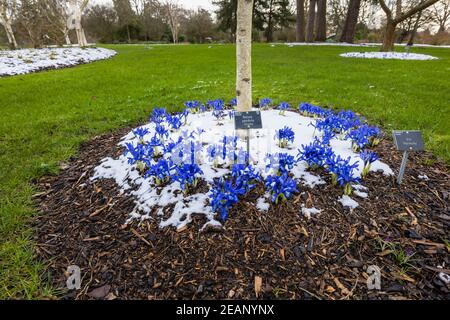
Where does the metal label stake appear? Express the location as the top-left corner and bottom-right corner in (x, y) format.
(392, 130), (424, 185)
(397, 151), (409, 184)
(234, 111), (262, 166)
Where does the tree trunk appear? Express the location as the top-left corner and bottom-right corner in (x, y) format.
(4, 24), (18, 49)
(127, 24), (131, 43)
(381, 19), (397, 52)
(236, 0), (254, 112)
(339, 0), (361, 43)
(407, 11), (422, 46)
(0, 15), (18, 49)
(266, 0), (274, 42)
(306, 0), (317, 42)
(296, 0), (305, 42)
(315, 0), (327, 41)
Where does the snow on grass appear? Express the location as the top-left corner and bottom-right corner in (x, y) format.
(0, 47), (117, 76)
(91, 108), (392, 230)
(340, 52), (438, 61)
(285, 42), (450, 49)
(338, 195), (359, 210)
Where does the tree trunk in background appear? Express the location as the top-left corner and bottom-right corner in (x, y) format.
(0, 4), (18, 49)
(306, 0), (317, 42)
(340, 0), (361, 43)
(315, 0), (327, 41)
(296, 0), (305, 42)
(407, 11), (422, 46)
(381, 19), (397, 51)
(236, 0), (254, 112)
(379, 0), (439, 52)
(266, 0), (274, 42)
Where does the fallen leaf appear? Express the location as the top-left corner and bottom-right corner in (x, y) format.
(377, 250), (394, 256)
(254, 276), (263, 298)
(87, 285), (111, 299)
(333, 278), (350, 296)
(280, 248), (285, 261)
(325, 286), (336, 293)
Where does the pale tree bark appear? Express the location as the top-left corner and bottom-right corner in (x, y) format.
(236, 0), (254, 112)
(67, 0), (89, 46)
(0, 0), (18, 49)
(296, 0), (305, 42)
(163, 0), (182, 43)
(315, 0), (327, 41)
(340, 0), (361, 43)
(306, 0), (317, 42)
(378, 0), (440, 52)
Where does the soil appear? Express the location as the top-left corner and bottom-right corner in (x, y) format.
(33, 125), (450, 300)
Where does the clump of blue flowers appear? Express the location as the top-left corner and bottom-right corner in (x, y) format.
(184, 100), (200, 113)
(265, 173), (298, 204)
(359, 150), (378, 178)
(348, 125), (381, 151)
(299, 103), (331, 118)
(275, 126), (295, 148)
(298, 138), (333, 169)
(278, 102), (290, 115)
(265, 153), (296, 175)
(173, 163), (203, 193)
(325, 153), (360, 195)
(209, 178), (245, 221)
(209, 164), (260, 221)
(146, 158), (173, 186)
(259, 98), (272, 109)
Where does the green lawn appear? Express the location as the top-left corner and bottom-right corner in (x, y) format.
(0, 43), (449, 298)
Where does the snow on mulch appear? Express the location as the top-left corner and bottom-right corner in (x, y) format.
(0, 47), (117, 76)
(340, 51), (438, 60)
(91, 107), (393, 231)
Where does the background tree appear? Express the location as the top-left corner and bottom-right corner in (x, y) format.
(185, 8), (215, 43)
(84, 4), (118, 43)
(113, 0), (136, 42)
(429, 0), (450, 31)
(306, 0), (316, 41)
(378, 0), (440, 51)
(315, 0), (326, 41)
(162, 0), (183, 43)
(340, 0), (361, 42)
(0, 0), (18, 49)
(296, 0), (305, 41)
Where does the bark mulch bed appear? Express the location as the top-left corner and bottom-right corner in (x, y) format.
(33, 128), (450, 300)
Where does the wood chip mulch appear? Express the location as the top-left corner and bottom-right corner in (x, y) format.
(33, 127), (450, 300)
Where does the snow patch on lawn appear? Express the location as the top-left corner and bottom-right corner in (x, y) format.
(340, 52), (438, 60)
(0, 47), (117, 76)
(92, 109), (392, 230)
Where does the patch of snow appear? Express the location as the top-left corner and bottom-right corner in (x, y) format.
(285, 42), (450, 49)
(354, 190), (368, 198)
(301, 205), (321, 219)
(0, 47), (117, 76)
(256, 196), (270, 212)
(338, 195), (359, 210)
(340, 52), (438, 60)
(92, 109), (392, 230)
(418, 174), (429, 180)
